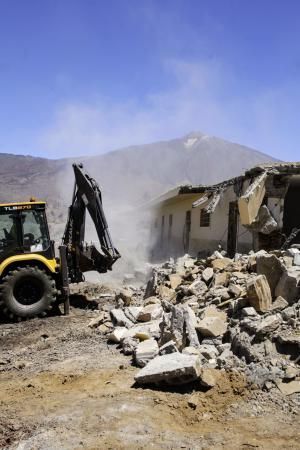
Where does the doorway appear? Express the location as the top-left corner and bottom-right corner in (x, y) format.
(283, 176), (300, 245)
(227, 201), (239, 257)
(183, 210), (191, 253)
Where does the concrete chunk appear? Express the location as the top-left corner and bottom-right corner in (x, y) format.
(256, 254), (284, 296)
(211, 258), (232, 270)
(275, 267), (300, 304)
(110, 308), (134, 328)
(202, 267), (214, 283)
(247, 275), (272, 312)
(159, 340), (178, 355)
(168, 274), (182, 290)
(134, 339), (159, 367)
(238, 171), (267, 225)
(107, 327), (128, 343)
(196, 316), (227, 338)
(137, 304), (163, 322)
(134, 353), (201, 385)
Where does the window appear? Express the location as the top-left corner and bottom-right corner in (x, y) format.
(200, 209), (210, 227)
(22, 210), (50, 252)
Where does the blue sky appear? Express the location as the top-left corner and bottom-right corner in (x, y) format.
(0, 0), (299, 160)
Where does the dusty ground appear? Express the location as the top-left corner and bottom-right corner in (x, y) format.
(0, 304), (299, 450)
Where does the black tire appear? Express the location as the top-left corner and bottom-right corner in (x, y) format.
(0, 266), (57, 319)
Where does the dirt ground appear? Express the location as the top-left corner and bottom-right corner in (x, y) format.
(0, 304), (299, 450)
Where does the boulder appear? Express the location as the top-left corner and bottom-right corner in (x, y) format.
(110, 309), (134, 328)
(137, 304), (163, 322)
(125, 320), (161, 341)
(134, 353), (201, 385)
(270, 296), (289, 311)
(168, 274), (183, 290)
(202, 267), (214, 283)
(115, 288), (133, 306)
(275, 267), (300, 304)
(228, 283), (243, 297)
(122, 337), (139, 355)
(211, 258), (232, 270)
(199, 368), (220, 388)
(124, 306), (143, 323)
(134, 339), (159, 367)
(214, 272), (230, 286)
(251, 314), (282, 337)
(196, 316), (227, 338)
(188, 279), (208, 296)
(256, 254), (284, 296)
(246, 275), (272, 312)
(107, 327), (128, 343)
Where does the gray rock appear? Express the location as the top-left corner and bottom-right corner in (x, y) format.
(196, 316), (228, 338)
(188, 279), (208, 296)
(134, 339), (159, 367)
(241, 307), (258, 317)
(281, 306), (297, 321)
(247, 275), (272, 312)
(270, 296), (289, 312)
(202, 267), (214, 283)
(134, 353), (201, 385)
(110, 309), (134, 328)
(251, 314), (282, 337)
(122, 337), (139, 355)
(256, 254), (284, 296)
(198, 344), (219, 360)
(275, 267), (300, 304)
(294, 253), (300, 266)
(137, 304), (163, 322)
(107, 327), (128, 343)
(124, 306), (143, 323)
(159, 340), (178, 355)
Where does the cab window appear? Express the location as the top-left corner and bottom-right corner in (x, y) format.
(22, 210), (50, 252)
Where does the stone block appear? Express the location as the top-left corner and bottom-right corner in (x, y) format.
(256, 254), (284, 296)
(134, 339), (159, 367)
(246, 275), (272, 312)
(211, 258), (232, 270)
(107, 327), (128, 343)
(168, 274), (182, 290)
(134, 353), (201, 385)
(196, 316), (227, 338)
(188, 279), (208, 296)
(270, 296), (289, 311)
(275, 267), (300, 304)
(110, 308), (134, 328)
(202, 267), (214, 283)
(199, 368), (220, 388)
(137, 304), (163, 322)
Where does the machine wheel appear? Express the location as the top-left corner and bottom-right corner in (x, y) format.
(0, 266), (57, 319)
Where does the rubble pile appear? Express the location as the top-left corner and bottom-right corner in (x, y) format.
(91, 248), (300, 393)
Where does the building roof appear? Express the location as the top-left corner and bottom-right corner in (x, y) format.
(147, 161), (300, 208)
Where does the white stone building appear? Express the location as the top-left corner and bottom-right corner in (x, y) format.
(149, 163), (300, 260)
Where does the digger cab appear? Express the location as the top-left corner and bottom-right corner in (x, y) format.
(0, 201), (56, 271)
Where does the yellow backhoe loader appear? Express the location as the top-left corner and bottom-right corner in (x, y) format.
(0, 163), (120, 319)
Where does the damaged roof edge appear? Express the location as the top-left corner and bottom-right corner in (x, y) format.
(143, 161), (300, 209)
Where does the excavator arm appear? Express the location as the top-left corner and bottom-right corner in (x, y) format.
(62, 163), (120, 283)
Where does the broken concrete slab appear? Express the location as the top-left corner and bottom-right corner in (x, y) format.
(137, 304), (163, 322)
(256, 253), (284, 296)
(182, 305), (200, 348)
(211, 258), (232, 270)
(159, 340), (178, 355)
(275, 267), (300, 304)
(199, 368), (220, 388)
(134, 353), (201, 385)
(238, 171), (267, 226)
(107, 327), (128, 343)
(248, 205), (278, 235)
(247, 275), (272, 312)
(188, 279), (208, 296)
(124, 320), (161, 341)
(168, 274), (182, 290)
(198, 344), (219, 360)
(276, 380), (300, 396)
(196, 316), (228, 338)
(270, 296), (289, 312)
(88, 311), (106, 328)
(250, 314), (282, 337)
(124, 306), (143, 323)
(202, 267), (214, 283)
(214, 272), (230, 286)
(110, 309), (134, 328)
(115, 288), (133, 306)
(122, 337), (139, 355)
(158, 285), (176, 301)
(228, 283), (243, 297)
(134, 339), (159, 367)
